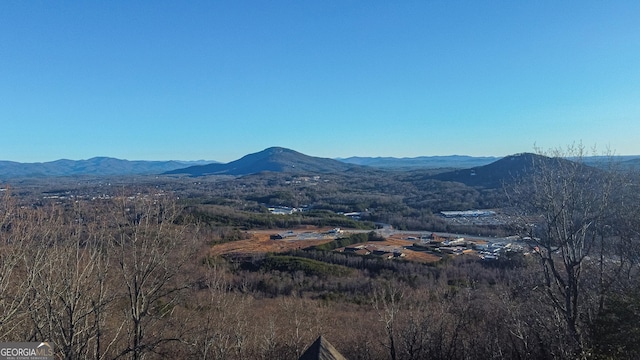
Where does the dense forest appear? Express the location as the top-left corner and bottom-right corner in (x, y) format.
(1, 148), (639, 359)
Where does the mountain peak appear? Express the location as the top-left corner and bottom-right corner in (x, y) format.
(264, 146), (290, 153)
(430, 152), (597, 188)
(165, 147), (355, 176)
(430, 152), (544, 188)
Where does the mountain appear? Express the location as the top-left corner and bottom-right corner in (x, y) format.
(431, 152), (612, 188)
(165, 147), (358, 176)
(337, 155), (499, 169)
(4, 149), (630, 179)
(430, 153), (558, 188)
(0, 157), (212, 178)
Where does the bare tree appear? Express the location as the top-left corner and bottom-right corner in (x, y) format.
(6, 201), (117, 360)
(510, 144), (637, 357)
(372, 281), (405, 360)
(0, 190), (47, 340)
(186, 260), (252, 360)
(110, 195), (197, 360)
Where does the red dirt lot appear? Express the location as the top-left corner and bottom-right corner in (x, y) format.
(209, 229), (335, 257)
(209, 228), (442, 263)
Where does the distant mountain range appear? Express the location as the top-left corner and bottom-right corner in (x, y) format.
(0, 157), (212, 178)
(1, 148), (637, 179)
(583, 156), (640, 170)
(166, 148), (640, 182)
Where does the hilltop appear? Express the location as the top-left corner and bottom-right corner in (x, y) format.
(429, 152), (604, 188)
(165, 147), (358, 176)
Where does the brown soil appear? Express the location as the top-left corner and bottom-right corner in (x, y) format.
(210, 228), (442, 263)
(209, 230), (334, 257)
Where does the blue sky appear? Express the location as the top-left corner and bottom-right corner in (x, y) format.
(2, 1), (639, 162)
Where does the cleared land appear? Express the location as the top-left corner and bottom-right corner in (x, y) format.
(210, 228), (443, 263)
(209, 228), (337, 256)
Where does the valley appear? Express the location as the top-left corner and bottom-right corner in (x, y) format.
(0, 147), (639, 359)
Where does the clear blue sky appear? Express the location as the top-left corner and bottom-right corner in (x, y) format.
(2, 1), (639, 162)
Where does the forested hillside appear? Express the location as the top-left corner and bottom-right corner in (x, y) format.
(1, 149), (639, 359)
